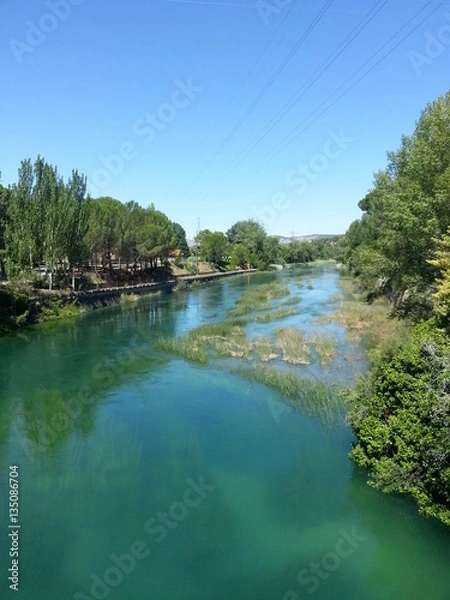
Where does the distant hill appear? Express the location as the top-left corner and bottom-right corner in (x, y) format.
(187, 234), (341, 246)
(275, 234), (341, 245)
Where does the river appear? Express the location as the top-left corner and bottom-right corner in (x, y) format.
(0, 264), (449, 599)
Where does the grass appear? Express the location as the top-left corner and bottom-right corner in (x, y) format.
(40, 299), (81, 321)
(281, 296), (301, 306)
(275, 327), (311, 365)
(233, 364), (343, 420)
(319, 276), (412, 356)
(155, 336), (209, 363)
(252, 336), (278, 361)
(228, 281), (289, 317)
(119, 293), (139, 305)
(309, 333), (337, 366)
(155, 320), (249, 364)
(289, 275), (303, 289)
(255, 306), (299, 323)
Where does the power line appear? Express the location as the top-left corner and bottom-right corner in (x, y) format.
(219, 0), (447, 201)
(253, 0), (447, 174)
(184, 0), (334, 199)
(182, 0), (299, 195)
(198, 0), (389, 201)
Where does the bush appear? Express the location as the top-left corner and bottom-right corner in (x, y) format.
(347, 322), (450, 525)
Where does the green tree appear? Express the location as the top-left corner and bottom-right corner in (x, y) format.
(86, 197), (123, 273)
(341, 90), (450, 316)
(172, 222), (190, 257)
(197, 230), (228, 266)
(428, 227), (450, 326)
(229, 243), (250, 270)
(226, 219), (267, 268)
(65, 170), (90, 290)
(136, 205), (174, 269)
(348, 324), (450, 525)
(0, 181), (10, 278)
(5, 158), (36, 276)
(262, 236), (281, 266)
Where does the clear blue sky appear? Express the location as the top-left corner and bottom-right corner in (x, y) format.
(1, 0), (449, 238)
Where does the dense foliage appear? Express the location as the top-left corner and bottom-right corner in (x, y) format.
(348, 324), (450, 525)
(0, 158), (191, 290)
(342, 90), (450, 525)
(338, 90), (450, 319)
(280, 237), (338, 264)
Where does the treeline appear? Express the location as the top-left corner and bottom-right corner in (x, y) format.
(337, 90), (450, 320)
(0, 157), (191, 290)
(340, 90), (450, 525)
(196, 227), (337, 268)
(0, 161), (338, 292)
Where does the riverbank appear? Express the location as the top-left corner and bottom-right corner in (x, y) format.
(0, 268), (257, 334)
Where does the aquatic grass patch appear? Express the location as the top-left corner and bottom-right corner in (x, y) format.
(320, 296), (411, 355)
(252, 336), (278, 361)
(309, 333), (337, 366)
(155, 335), (209, 364)
(255, 306), (299, 323)
(290, 276), (304, 289)
(228, 281), (289, 317)
(233, 364), (343, 419)
(155, 319), (249, 364)
(275, 327), (311, 365)
(281, 296), (301, 306)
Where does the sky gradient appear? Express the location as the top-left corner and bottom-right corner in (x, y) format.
(1, 0), (450, 238)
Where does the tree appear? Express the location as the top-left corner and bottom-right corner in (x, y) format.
(172, 222), (190, 257)
(428, 227), (450, 327)
(341, 90), (450, 316)
(37, 159), (68, 290)
(5, 158), (36, 276)
(0, 181), (10, 278)
(226, 219), (267, 268)
(262, 236), (281, 266)
(65, 170), (90, 290)
(348, 324), (450, 526)
(197, 230), (228, 266)
(136, 205), (174, 269)
(86, 197), (123, 273)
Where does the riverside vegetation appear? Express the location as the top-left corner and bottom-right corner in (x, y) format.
(336, 89), (450, 526)
(0, 160), (337, 333)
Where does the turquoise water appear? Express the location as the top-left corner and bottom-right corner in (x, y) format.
(1, 265), (449, 599)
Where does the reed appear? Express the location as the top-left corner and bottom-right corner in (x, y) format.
(228, 281), (289, 317)
(233, 364), (342, 420)
(275, 327), (311, 365)
(309, 333), (337, 366)
(255, 306), (298, 323)
(252, 336), (278, 361)
(281, 295), (301, 306)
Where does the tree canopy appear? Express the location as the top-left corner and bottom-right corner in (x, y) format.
(338, 90), (450, 318)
